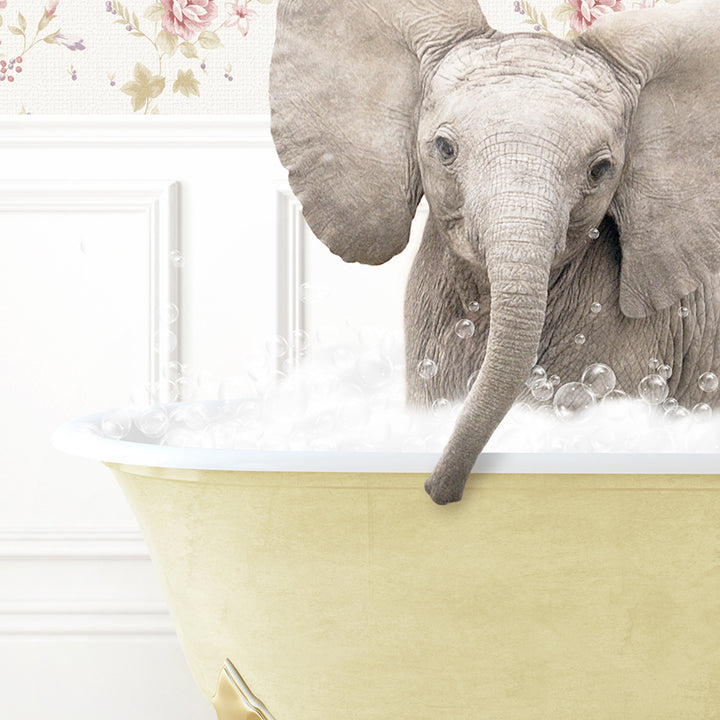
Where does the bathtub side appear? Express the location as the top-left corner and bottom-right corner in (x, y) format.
(109, 462), (720, 720)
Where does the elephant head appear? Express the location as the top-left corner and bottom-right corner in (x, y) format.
(269, 0), (720, 504)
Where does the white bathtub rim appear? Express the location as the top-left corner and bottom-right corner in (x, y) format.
(52, 410), (720, 475)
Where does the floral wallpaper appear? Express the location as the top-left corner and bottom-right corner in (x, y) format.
(0, 0), (682, 114)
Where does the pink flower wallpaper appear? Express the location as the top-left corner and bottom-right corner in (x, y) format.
(0, 0), (683, 114)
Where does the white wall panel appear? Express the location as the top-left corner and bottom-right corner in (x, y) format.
(0, 116), (422, 719)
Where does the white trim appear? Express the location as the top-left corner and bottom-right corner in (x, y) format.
(275, 185), (307, 371)
(0, 179), (180, 403)
(0, 530), (147, 560)
(0, 601), (174, 636)
(0, 115), (273, 148)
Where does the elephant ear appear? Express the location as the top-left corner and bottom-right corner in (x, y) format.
(269, 0), (492, 265)
(580, 0), (720, 318)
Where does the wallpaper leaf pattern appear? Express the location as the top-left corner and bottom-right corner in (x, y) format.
(0, 0), (687, 114)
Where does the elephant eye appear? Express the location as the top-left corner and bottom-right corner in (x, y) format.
(588, 158), (612, 185)
(435, 135), (457, 165)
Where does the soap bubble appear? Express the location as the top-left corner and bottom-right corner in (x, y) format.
(101, 409), (132, 440)
(467, 300), (480, 313)
(454, 319), (475, 339)
(548, 374), (561, 387)
(417, 358), (438, 380)
(153, 329), (177, 354)
(590, 302), (602, 314)
(526, 365), (546, 388)
(357, 350), (393, 390)
(466, 370), (479, 393)
(692, 403), (713, 420)
(698, 372), (719, 393)
(265, 335), (289, 359)
(233, 398), (262, 427)
(169, 249), (185, 268)
(135, 405), (169, 438)
(166, 302), (179, 324)
(658, 364), (672, 380)
(431, 398), (452, 417)
(161, 428), (197, 448)
(553, 382), (596, 420)
(638, 374), (669, 405)
(664, 405), (691, 424)
(299, 282), (329, 305)
(531, 380), (554, 402)
(176, 374), (197, 401)
(678, 306), (690, 318)
(587, 227), (600, 240)
(663, 398), (679, 412)
(574, 334), (586, 345)
(600, 389), (630, 420)
(290, 329), (312, 356)
(581, 363), (616, 398)
(647, 358), (660, 372)
(171, 402), (210, 431)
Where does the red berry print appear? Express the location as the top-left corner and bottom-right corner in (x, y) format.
(16, 57), (22, 63)
(15, 66), (22, 73)
(8, 76), (14, 83)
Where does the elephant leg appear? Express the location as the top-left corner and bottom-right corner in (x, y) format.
(404, 213), (490, 407)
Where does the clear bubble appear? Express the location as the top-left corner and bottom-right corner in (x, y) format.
(466, 370), (479, 393)
(698, 372), (719, 393)
(526, 365), (546, 388)
(101, 409), (132, 440)
(553, 382), (596, 420)
(290, 329), (312, 356)
(665, 405), (691, 422)
(692, 402), (713, 420)
(548, 374), (560, 387)
(678, 306), (690, 319)
(265, 335), (289, 359)
(431, 398), (452, 416)
(153, 329), (177, 354)
(590, 302), (602, 314)
(581, 363), (616, 398)
(169, 249), (185, 268)
(531, 380), (554, 402)
(468, 300), (480, 313)
(417, 358), (438, 380)
(135, 405), (169, 438)
(574, 334), (586, 345)
(166, 302), (179, 324)
(176, 375), (197, 401)
(161, 428), (197, 448)
(171, 402), (210, 431)
(357, 350), (393, 390)
(657, 364), (672, 380)
(454, 319), (475, 339)
(638, 374), (669, 405)
(164, 360), (184, 380)
(587, 227), (600, 240)
(233, 398), (262, 428)
(647, 358), (660, 372)
(299, 282), (330, 305)
(663, 398), (679, 411)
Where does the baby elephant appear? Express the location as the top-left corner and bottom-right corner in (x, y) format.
(270, 0), (720, 504)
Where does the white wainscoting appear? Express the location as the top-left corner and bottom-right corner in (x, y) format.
(0, 115), (425, 719)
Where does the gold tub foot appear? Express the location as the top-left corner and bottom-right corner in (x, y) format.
(212, 660), (276, 720)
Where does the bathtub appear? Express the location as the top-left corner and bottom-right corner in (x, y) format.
(54, 409), (720, 720)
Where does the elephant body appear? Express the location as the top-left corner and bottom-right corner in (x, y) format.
(270, 0), (720, 503)
(406, 213), (720, 410)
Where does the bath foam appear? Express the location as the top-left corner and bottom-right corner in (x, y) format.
(104, 332), (719, 454)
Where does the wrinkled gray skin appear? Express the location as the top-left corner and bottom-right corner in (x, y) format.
(270, 0), (720, 505)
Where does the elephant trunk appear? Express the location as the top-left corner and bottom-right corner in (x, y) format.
(425, 197), (562, 504)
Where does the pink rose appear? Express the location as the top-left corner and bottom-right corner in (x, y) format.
(569, 0), (625, 34)
(226, 0), (255, 36)
(160, 0), (217, 41)
(46, 0), (59, 16)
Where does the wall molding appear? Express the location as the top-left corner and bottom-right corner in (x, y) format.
(0, 115), (273, 148)
(0, 530), (176, 637)
(0, 179), (179, 403)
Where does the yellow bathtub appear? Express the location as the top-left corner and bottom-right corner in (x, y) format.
(54, 412), (720, 719)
